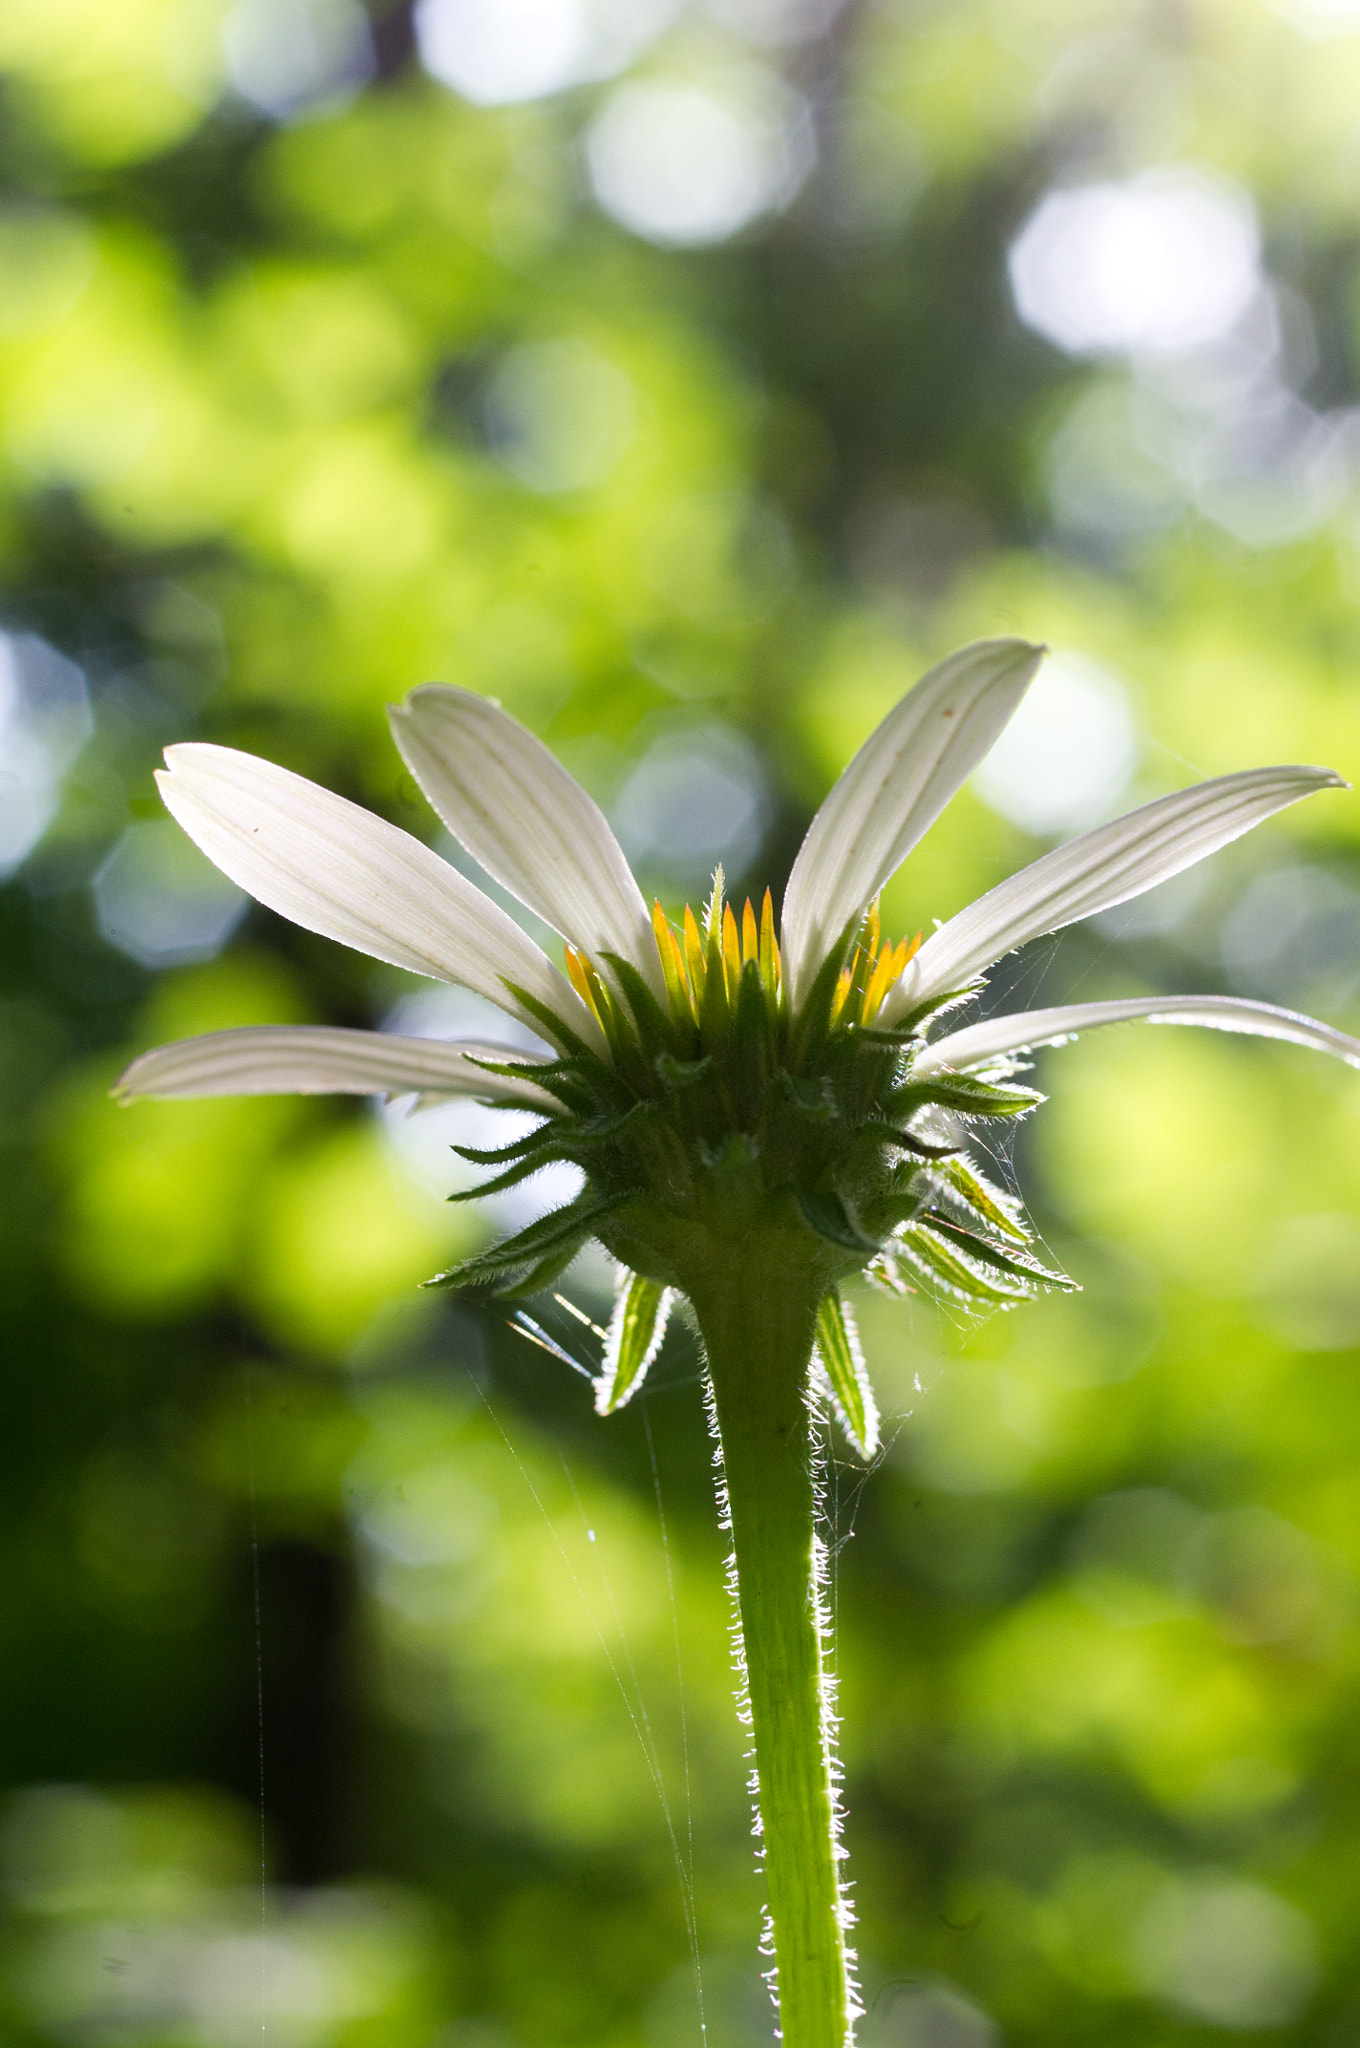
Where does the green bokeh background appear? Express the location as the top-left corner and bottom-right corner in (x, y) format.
(5, 1), (1360, 2041)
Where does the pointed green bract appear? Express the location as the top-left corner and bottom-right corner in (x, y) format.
(595, 1270), (673, 1414)
(923, 1212), (1077, 1290)
(445, 1143), (576, 1203)
(935, 1154), (1028, 1241)
(893, 1222), (1038, 1303)
(887, 1212), (1077, 1305)
(814, 1292), (880, 1458)
(426, 1193), (626, 1294)
(451, 1124), (556, 1167)
(888, 1072), (1043, 1121)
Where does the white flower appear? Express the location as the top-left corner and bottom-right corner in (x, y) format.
(119, 638), (1353, 1098)
(116, 638), (1357, 1440)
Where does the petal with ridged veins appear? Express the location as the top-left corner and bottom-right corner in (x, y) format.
(156, 744), (605, 1054)
(886, 765), (1347, 1020)
(915, 994), (1360, 1076)
(114, 1025), (561, 1110)
(389, 685), (665, 1000)
(780, 638), (1045, 1008)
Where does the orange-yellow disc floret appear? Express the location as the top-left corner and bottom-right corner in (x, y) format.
(643, 888), (920, 1036)
(565, 943), (616, 1029)
(569, 890), (921, 1044)
(647, 887), (782, 1031)
(830, 904), (921, 1029)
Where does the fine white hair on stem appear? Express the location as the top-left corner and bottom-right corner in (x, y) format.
(701, 1363), (767, 1978)
(806, 1390), (863, 2021)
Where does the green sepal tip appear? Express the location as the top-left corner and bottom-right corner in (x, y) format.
(595, 1270), (673, 1415)
(814, 1290), (880, 1458)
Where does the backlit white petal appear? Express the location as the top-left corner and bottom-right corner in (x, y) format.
(780, 638), (1045, 1007)
(157, 744), (606, 1053)
(114, 1026), (561, 1109)
(916, 995), (1360, 1075)
(390, 686), (665, 1000)
(886, 764), (1347, 1019)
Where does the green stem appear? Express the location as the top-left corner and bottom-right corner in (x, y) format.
(691, 1256), (853, 2048)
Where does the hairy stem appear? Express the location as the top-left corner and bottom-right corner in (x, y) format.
(691, 1253), (853, 2048)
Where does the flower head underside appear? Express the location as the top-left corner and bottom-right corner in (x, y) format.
(116, 638), (1360, 1454)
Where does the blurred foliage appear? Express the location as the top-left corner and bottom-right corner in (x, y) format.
(5, 0), (1360, 2042)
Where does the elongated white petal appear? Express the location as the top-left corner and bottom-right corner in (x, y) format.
(114, 1026), (561, 1109)
(389, 686), (665, 1001)
(780, 638), (1045, 1006)
(886, 764), (1347, 1019)
(157, 745), (606, 1053)
(916, 995), (1360, 1076)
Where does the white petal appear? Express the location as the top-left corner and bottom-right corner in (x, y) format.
(114, 1026), (561, 1109)
(157, 744), (606, 1054)
(389, 686), (665, 1001)
(886, 764), (1347, 1018)
(916, 995), (1360, 1076)
(780, 638), (1045, 1007)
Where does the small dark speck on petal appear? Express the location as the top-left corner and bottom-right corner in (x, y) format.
(942, 708), (954, 718)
